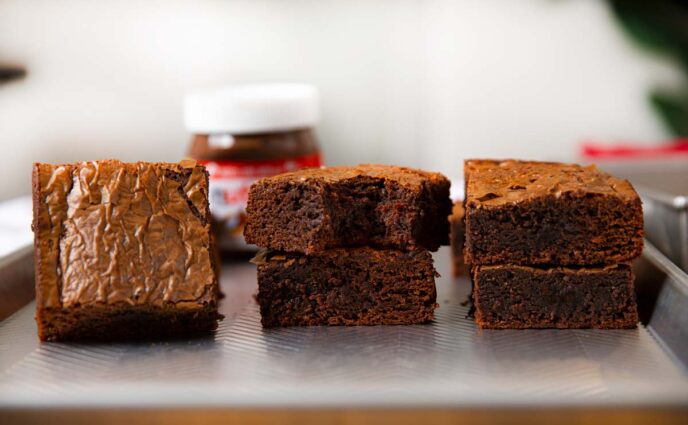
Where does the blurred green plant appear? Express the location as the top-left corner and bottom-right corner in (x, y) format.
(609, 0), (688, 137)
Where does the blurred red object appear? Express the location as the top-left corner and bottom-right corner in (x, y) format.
(582, 140), (688, 159)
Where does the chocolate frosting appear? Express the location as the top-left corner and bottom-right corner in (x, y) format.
(33, 160), (216, 310)
(465, 159), (640, 208)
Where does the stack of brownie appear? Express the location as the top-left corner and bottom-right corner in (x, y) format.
(244, 164), (452, 327)
(464, 159), (643, 329)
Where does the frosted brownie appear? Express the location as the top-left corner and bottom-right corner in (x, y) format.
(254, 247), (438, 327)
(32, 160), (221, 341)
(244, 164), (452, 254)
(464, 159), (643, 266)
(472, 263), (638, 329)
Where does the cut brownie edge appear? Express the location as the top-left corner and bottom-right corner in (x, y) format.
(464, 189), (643, 266)
(244, 164), (451, 254)
(472, 263), (638, 329)
(245, 179), (329, 254)
(255, 247), (438, 327)
(37, 304), (222, 342)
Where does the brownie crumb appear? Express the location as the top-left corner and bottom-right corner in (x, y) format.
(472, 263), (638, 329)
(244, 164), (452, 254)
(256, 247), (438, 326)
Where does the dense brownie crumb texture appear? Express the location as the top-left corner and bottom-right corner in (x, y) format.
(464, 159), (642, 329)
(32, 159), (222, 341)
(244, 164), (452, 254)
(246, 164), (450, 327)
(472, 264), (638, 329)
(253, 248), (438, 327)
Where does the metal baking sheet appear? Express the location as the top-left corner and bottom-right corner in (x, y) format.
(639, 187), (688, 274)
(1, 245), (687, 409)
(597, 161), (688, 274)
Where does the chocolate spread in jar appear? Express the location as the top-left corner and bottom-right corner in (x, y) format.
(184, 84), (322, 254)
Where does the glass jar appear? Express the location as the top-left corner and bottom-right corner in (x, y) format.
(184, 83), (322, 254)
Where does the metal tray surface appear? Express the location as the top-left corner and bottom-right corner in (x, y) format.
(640, 186), (688, 274)
(597, 162), (688, 273)
(0, 247), (687, 409)
(635, 242), (688, 369)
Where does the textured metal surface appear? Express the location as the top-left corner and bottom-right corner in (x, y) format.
(600, 162), (688, 273)
(0, 248), (687, 408)
(641, 241), (688, 369)
(640, 187), (688, 274)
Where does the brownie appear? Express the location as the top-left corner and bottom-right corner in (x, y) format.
(254, 247), (438, 327)
(472, 263), (638, 329)
(464, 159), (644, 266)
(244, 164), (452, 254)
(449, 201), (466, 276)
(32, 159), (221, 341)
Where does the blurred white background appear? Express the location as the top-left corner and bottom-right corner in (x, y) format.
(0, 0), (683, 201)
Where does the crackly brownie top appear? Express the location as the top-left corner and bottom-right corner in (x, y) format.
(257, 164), (448, 188)
(33, 159), (216, 310)
(465, 159), (639, 207)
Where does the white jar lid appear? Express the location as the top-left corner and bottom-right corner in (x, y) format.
(184, 83), (320, 135)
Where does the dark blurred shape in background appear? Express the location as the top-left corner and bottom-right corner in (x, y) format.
(610, 0), (688, 137)
(0, 64), (25, 85)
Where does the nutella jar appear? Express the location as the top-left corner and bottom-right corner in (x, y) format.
(184, 83), (322, 253)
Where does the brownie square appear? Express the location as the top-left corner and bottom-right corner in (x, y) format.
(244, 164), (452, 254)
(472, 263), (638, 329)
(254, 247), (438, 327)
(449, 201), (466, 276)
(32, 160), (221, 341)
(464, 159), (643, 266)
